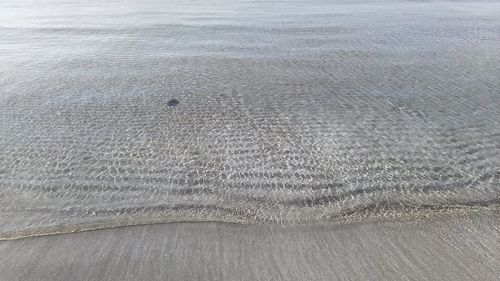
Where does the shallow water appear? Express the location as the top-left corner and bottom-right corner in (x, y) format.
(1, 0), (499, 238)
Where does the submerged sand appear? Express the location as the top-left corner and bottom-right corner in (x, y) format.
(1, 0), (500, 239)
(1, 212), (499, 281)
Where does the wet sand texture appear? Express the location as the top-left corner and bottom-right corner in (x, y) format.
(1, 213), (499, 281)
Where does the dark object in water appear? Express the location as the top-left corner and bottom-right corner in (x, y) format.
(167, 99), (179, 107)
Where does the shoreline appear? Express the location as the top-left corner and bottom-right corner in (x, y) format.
(1, 204), (498, 241)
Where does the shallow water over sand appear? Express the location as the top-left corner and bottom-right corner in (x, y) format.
(0, 0), (499, 238)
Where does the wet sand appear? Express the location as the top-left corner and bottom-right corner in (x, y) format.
(1, 212), (499, 281)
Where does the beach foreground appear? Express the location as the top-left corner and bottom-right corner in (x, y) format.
(1, 212), (499, 281)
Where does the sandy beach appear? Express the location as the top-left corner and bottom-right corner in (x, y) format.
(1, 0), (499, 279)
(1, 211), (499, 281)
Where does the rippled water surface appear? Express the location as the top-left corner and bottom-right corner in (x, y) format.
(1, 0), (499, 238)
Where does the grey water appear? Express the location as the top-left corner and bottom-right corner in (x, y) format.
(0, 0), (499, 238)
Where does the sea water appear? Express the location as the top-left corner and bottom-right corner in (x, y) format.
(0, 0), (499, 238)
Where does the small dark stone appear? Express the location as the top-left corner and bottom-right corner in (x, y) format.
(167, 99), (179, 107)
